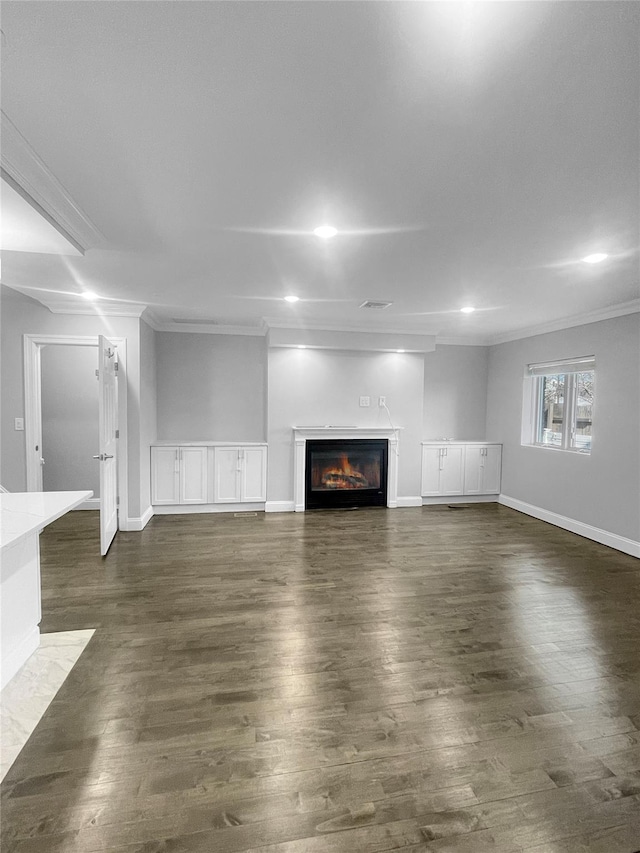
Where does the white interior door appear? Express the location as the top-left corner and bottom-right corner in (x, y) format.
(98, 335), (118, 555)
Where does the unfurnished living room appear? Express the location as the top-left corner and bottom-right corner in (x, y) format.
(1, 2), (639, 852)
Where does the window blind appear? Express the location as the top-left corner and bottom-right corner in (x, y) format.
(527, 356), (595, 376)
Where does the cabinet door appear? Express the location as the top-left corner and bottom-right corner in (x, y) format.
(481, 445), (502, 494)
(463, 447), (484, 495)
(421, 446), (444, 496)
(242, 447), (267, 502)
(180, 447), (208, 504)
(214, 447), (241, 502)
(151, 447), (180, 505)
(440, 445), (465, 495)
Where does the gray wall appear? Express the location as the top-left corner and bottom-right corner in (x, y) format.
(424, 345), (489, 440)
(0, 285), (144, 519)
(486, 313), (640, 542)
(267, 348), (425, 502)
(41, 344), (99, 496)
(139, 319), (157, 514)
(155, 332), (267, 441)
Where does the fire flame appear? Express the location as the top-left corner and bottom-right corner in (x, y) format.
(320, 454), (369, 489)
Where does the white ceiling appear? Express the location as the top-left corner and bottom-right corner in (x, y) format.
(1, 1), (638, 342)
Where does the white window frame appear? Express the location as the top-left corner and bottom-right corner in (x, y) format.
(523, 356), (595, 455)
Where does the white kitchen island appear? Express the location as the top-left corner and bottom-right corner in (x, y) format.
(0, 491), (92, 689)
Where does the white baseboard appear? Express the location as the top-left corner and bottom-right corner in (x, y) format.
(152, 503), (265, 515)
(422, 494), (499, 505)
(265, 501), (296, 513)
(396, 496), (423, 508)
(499, 494), (640, 558)
(72, 498), (100, 511)
(121, 506), (154, 531)
(1, 627), (40, 690)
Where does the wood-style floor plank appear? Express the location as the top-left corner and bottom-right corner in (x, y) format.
(2, 505), (639, 852)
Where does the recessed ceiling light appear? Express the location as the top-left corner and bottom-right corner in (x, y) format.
(297, 345), (306, 349)
(313, 225), (338, 239)
(81, 291), (99, 301)
(582, 253), (608, 264)
(284, 295), (299, 303)
(396, 349), (405, 353)
(460, 306), (475, 314)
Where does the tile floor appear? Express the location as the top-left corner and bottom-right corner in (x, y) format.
(0, 629), (95, 781)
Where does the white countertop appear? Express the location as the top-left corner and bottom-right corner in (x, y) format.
(0, 491), (92, 551)
(421, 440), (502, 445)
(151, 441), (267, 447)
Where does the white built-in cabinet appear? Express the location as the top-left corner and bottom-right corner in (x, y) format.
(421, 442), (502, 498)
(151, 446), (208, 505)
(421, 444), (466, 496)
(463, 445), (502, 495)
(151, 443), (267, 508)
(214, 446), (267, 503)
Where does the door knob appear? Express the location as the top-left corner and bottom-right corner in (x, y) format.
(93, 454), (115, 461)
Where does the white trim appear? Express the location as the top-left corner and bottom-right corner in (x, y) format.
(122, 506), (154, 531)
(152, 503), (265, 515)
(147, 321), (267, 336)
(72, 498), (100, 511)
(422, 494), (498, 505)
(1, 110), (104, 251)
(265, 318), (436, 336)
(46, 302), (147, 318)
(435, 336), (493, 346)
(1, 626), (40, 691)
(396, 496), (423, 507)
(489, 300), (640, 346)
(23, 334), (128, 532)
(498, 494), (640, 558)
(265, 501), (296, 513)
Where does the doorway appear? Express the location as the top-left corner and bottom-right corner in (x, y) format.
(41, 344), (99, 509)
(23, 334), (128, 546)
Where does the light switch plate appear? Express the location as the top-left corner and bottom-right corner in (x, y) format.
(15, 417), (24, 431)
(359, 396), (370, 407)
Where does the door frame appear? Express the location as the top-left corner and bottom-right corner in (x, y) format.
(23, 334), (128, 526)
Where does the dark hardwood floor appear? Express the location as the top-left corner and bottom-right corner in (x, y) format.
(2, 504), (640, 852)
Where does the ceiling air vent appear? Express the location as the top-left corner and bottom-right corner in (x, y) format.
(359, 300), (393, 310)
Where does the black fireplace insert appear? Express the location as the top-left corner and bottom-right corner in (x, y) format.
(305, 439), (388, 509)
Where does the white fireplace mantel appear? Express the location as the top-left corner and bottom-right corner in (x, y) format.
(293, 426), (401, 512)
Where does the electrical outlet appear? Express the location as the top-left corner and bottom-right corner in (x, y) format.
(378, 396), (386, 407)
(14, 417), (24, 431)
(359, 396), (370, 407)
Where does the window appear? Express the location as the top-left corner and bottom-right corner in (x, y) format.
(524, 357), (595, 453)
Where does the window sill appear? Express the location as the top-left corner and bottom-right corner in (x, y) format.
(522, 443), (591, 456)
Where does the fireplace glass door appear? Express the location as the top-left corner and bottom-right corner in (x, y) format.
(305, 439), (388, 509)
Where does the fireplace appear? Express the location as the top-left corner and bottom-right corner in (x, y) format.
(305, 439), (388, 509)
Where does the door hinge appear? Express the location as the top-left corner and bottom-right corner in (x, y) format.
(116, 496), (120, 506)
(95, 369), (99, 379)
(115, 429), (119, 439)
(114, 362), (119, 373)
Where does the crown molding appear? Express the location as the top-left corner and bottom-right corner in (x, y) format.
(144, 311), (267, 336)
(47, 302), (148, 318)
(264, 317), (440, 337)
(1, 110), (105, 252)
(488, 299), (640, 346)
(435, 336), (492, 346)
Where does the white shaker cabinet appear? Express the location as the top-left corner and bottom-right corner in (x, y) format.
(151, 446), (208, 505)
(421, 444), (465, 496)
(463, 445), (502, 495)
(214, 446), (267, 503)
(180, 447), (209, 504)
(421, 442), (502, 499)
